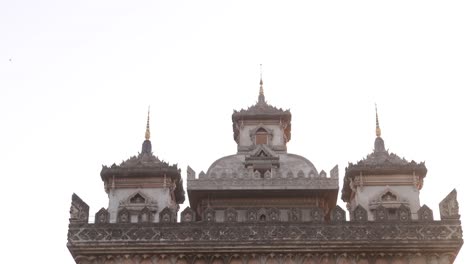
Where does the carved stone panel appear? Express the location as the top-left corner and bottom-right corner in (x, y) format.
(160, 207), (176, 223)
(203, 208), (216, 222)
(138, 207), (152, 223)
(246, 208), (258, 222)
(181, 207), (195, 223)
(439, 189), (460, 220)
(268, 208), (280, 222)
(331, 206), (346, 223)
(70, 193), (89, 223)
(353, 205), (368, 222)
(95, 208), (110, 224)
(397, 204), (411, 222)
(225, 208), (238, 222)
(374, 205), (388, 221)
(117, 208), (130, 223)
(310, 207), (324, 223)
(418, 205), (434, 221)
(288, 208), (302, 222)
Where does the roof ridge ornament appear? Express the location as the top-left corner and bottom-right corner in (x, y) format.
(258, 64), (265, 103)
(142, 107), (152, 155)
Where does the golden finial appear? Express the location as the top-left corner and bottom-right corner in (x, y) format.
(375, 103), (381, 137)
(259, 64), (264, 96)
(145, 106), (151, 140)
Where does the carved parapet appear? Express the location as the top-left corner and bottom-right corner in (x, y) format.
(440, 189), (460, 220)
(418, 204), (434, 221)
(160, 207), (177, 223)
(353, 205), (368, 222)
(70, 193), (90, 224)
(331, 205), (346, 222)
(95, 208), (109, 224)
(181, 207), (195, 223)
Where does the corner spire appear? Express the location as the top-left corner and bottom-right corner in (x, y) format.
(145, 106), (151, 140)
(375, 103), (381, 137)
(258, 64), (265, 103)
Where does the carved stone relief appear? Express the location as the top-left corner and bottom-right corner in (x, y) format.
(70, 193), (90, 223)
(331, 206), (346, 222)
(160, 207), (176, 223)
(95, 208), (110, 224)
(225, 208), (238, 222)
(288, 208), (302, 222)
(118, 208), (130, 223)
(310, 207), (324, 223)
(181, 207), (195, 223)
(439, 189), (460, 220)
(418, 205), (434, 221)
(203, 208), (216, 222)
(353, 205), (368, 222)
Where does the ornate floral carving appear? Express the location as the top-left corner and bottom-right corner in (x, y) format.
(181, 207), (195, 223)
(288, 208), (302, 222)
(397, 204), (411, 222)
(374, 205), (388, 221)
(418, 204), (434, 221)
(439, 189), (460, 220)
(310, 207), (324, 223)
(95, 208), (110, 224)
(353, 205), (368, 222)
(268, 208), (280, 222)
(246, 208), (257, 222)
(138, 207), (152, 223)
(203, 208), (216, 222)
(118, 208), (130, 223)
(70, 193), (89, 223)
(160, 207), (176, 223)
(225, 208), (238, 222)
(331, 206), (346, 222)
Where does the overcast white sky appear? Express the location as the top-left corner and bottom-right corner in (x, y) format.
(1, 1), (467, 263)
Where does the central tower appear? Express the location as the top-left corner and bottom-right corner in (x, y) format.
(187, 78), (339, 221)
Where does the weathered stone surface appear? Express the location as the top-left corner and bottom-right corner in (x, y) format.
(440, 189), (460, 220)
(70, 193), (89, 224)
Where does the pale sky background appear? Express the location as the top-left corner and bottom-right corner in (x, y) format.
(1, 1), (467, 263)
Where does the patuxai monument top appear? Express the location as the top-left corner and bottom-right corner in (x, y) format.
(67, 77), (463, 264)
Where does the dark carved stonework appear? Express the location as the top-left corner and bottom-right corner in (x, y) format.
(375, 205), (388, 221)
(268, 208), (280, 222)
(439, 189), (460, 220)
(203, 208), (216, 222)
(246, 208), (257, 222)
(138, 207), (152, 223)
(288, 208), (302, 222)
(70, 193), (89, 223)
(331, 205), (346, 223)
(94, 208), (109, 224)
(418, 204), (434, 221)
(118, 208), (130, 223)
(225, 208), (238, 222)
(159, 207), (176, 223)
(353, 205), (368, 222)
(310, 207), (324, 223)
(181, 207), (195, 223)
(397, 204), (411, 222)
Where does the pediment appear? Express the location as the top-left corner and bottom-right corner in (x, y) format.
(369, 187), (409, 209)
(248, 145), (277, 159)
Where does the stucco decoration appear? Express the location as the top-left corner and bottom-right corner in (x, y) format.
(160, 207), (176, 223)
(439, 189), (460, 220)
(95, 208), (110, 224)
(203, 208), (216, 222)
(331, 206), (346, 222)
(246, 208), (258, 222)
(268, 208), (280, 222)
(118, 208), (130, 223)
(225, 208), (238, 222)
(397, 204), (411, 222)
(118, 191), (158, 214)
(418, 205), (434, 221)
(288, 208), (302, 222)
(353, 205), (368, 222)
(374, 205), (388, 222)
(138, 207), (152, 223)
(369, 188), (409, 210)
(310, 207), (324, 223)
(70, 193), (89, 223)
(181, 207), (195, 223)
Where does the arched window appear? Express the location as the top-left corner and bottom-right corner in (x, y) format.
(255, 128), (268, 145)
